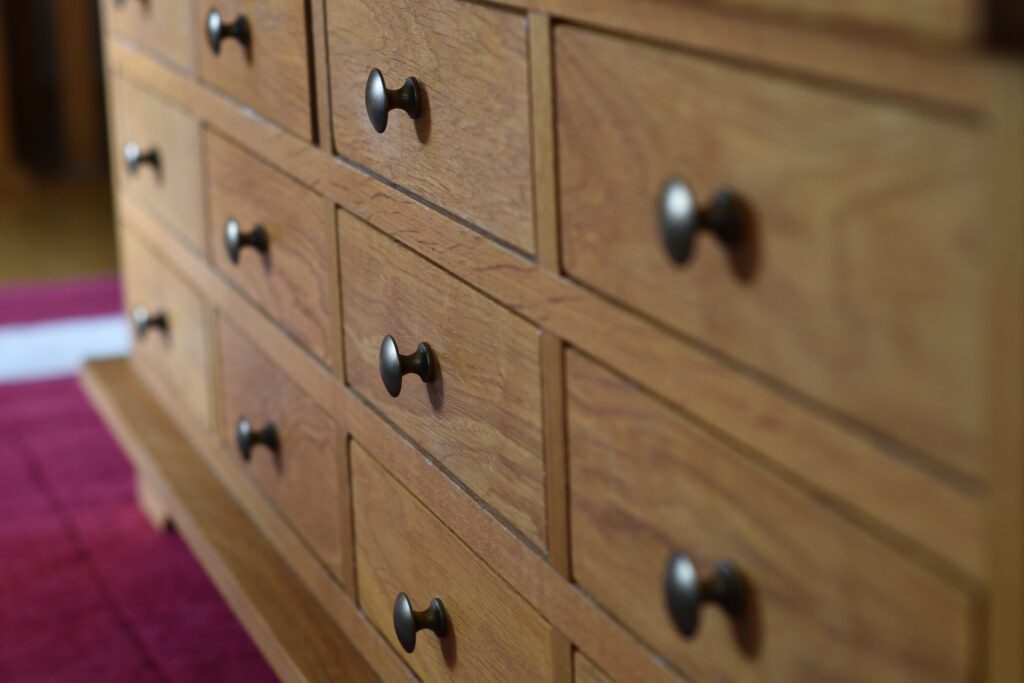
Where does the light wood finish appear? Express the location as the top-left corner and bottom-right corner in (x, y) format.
(135, 474), (172, 531)
(327, 0), (534, 252)
(339, 210), (547, 548)
(558, 25), (987, 482)
(120, 228), (212, 431)
(352, 441), (561, 683)
(529, 11), (558, 270)
(111, 76), (205, 252)
(205, 129), (337, 367)
(103, 0), (195, 71)
(79, 358), (379, 683)
(575, 653), (614, 683)
(309, 0), (332, 151)
(196, 0), (313, 139)
(217, 315), (349, 582)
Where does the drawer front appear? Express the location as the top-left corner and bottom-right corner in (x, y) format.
(196, 0), (312, 140)
(113, 77), (204, 251)
(216, 314), (347, 580)
(120, 228), (211, 430)
(339, 212), (546, 547)
(327, 0), (534, 252)
(566, 350), (974, 683)
(351, 442), (559, 682)
(104, 0), (195, 71)
(205, 129), (337, 367)
(557, 26), (985, 480)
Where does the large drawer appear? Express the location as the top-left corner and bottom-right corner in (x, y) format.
(556, 26), (986, 480)
(338, 211), (546, 547)
(112, 77), (204, 252)
(566, 350), (974, 683)
(327, 0), (534, 252)
(216, 315), (348, 581)
(120, 228), (211, 430)
(103, 0), (196, 71)
(351, 441), (560, 682)
(196, 0), (313, 140)
(205, 129), (337, 368)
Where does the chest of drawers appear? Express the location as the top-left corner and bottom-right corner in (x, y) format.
(83, 1), (1023, 682)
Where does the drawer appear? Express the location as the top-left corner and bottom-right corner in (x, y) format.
(327, 0), (534, 252)
(120, 228), (211, 430)
(339, 212), (546, 547)
(351, 441), (559, 682)
(205, 129), (337, 367)
(103, 0), (195, 71)
(575, 654), (613, 683)
(112, 77), (204, 252)
(556, 26), (985, 480)
(566, 350), (974, 683)
(216, 315), (348, 581)
(196, 0), (313, 140)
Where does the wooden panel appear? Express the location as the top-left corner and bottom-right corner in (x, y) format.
(339, 210), (547, 547)
(103, 0), (195, 71)
(567, 350), (976, 683)
(327, 0), (534, 252)
(120, 228), (211, 430)
(196, 0), (312, 139)
(112, 77), (204, 251)
(351, 441), (558, 682)
(217, 315), (347, 582)
(575, 653), (614, 683)
(558, 26), (987, 480)
(205, 129), (336, 367)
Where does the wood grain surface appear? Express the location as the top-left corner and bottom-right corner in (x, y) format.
(103, 0), (195, 71)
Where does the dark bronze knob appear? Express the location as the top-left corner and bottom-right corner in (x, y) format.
(665, 552), (746, 638)
(205, 8), (250, 55)
(379, 335), (435, 398)
(131, 305), (167, 339)
(393, 592), (447, 654)
(365, 68), (421, 134)
(123, 141), (159, 175)
(223, 218), (268, 264)
(660, 178), (743, 264)
(235, 417), (278, 462)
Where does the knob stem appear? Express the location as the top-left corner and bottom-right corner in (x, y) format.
(131, 305), (167, 339)
(665, 552), (746, 638)
(206, 8), (250, 55)
(379, 336), (435, 397)
(235, 417), (278, 461)
(393, 592), (447, 654)
(365, 69), (421, 133)
(660, 179), (744, 264)
(123, 142), (159, 175)
(224, 218), (269, 263)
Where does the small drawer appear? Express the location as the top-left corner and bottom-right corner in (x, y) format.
(112, 77), (204, 252)
(120, 228), (211, 430)
(351, 441), (559, 682)
(205, 129), (337, 367)
(103, 0), (196, 71)
(196, 0), (313, 140)
(327, 0), (534, 252)
(339, 211), (546, 547)
(566, 350), (974, 683)
(556, 26), (986, 480)
(216, 315), (348, 581)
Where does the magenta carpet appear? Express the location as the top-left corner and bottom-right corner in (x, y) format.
(0, 278), (277, 682)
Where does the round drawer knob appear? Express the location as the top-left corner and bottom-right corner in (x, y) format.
(665, 552), (746, 638)
(393, 592), (448, 654)
(131, 305), (167, 339)
(379, 335), (435, 398)
(123, 141), (159, 175)
(235, 417), (278, 462)
(206, 8), (250, 55)
(224, 218), (269, 264)
(365, 68), (421, 134)
(660, 178), (743, 264)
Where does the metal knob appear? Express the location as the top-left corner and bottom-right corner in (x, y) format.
(235, 417), (278, 462)
(223, 218), (268, 264)
(393, 592), (447, 654)
(123, 141), (159, 175)
(131, 305), (167, 339)
(665, 552), (746, 638)
(660, 178), (743, 264)
(206, 8), (250, 55)
(379, 336), (435, 398)
(365, 68), (421, 134)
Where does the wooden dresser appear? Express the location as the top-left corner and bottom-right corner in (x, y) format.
(82, 1), (1023, 681)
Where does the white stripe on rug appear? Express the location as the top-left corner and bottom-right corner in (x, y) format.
(0, 314), (130, 384)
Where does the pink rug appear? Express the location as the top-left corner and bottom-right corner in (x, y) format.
(0, 278), (277, 682)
